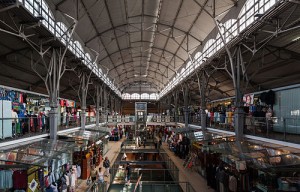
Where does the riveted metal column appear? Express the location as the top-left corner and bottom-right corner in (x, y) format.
(111, 96), (114, 115)
(215, 20), (245, 141)
(80, 75), (87, 131)
(197, 71), (207, 133)
(234, 46), (245, 140)
(48, 50), (59, 140)
(167, 95), (172, 116)
(183, 85), (189, 129)
(96, 84), (102, 127)
(114, 98), (117, 114)
(174, 91), (179, 124)
(104, 88), (108, 122)
(158, 101), (161, 114)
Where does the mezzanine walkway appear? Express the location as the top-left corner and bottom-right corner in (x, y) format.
(76, 138), (124, 192)
(161, 142), (214, 192)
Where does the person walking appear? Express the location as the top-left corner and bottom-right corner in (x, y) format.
(97, 167), (104, 183)
(90, 165), (98, 182)
(103, 157), (110, 177)
(125, 163), (131, 186)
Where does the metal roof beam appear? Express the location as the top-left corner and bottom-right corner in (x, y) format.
(108, 57), (176, 74)
(84, 21), (202, 45)
(79, 0), (121, 78)
(98, 44), (185, 64)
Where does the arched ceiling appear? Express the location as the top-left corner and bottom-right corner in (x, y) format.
(51, 0), (237, 93)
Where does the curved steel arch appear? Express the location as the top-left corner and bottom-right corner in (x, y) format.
(99, 44), (185, 64)
(113, 68), (170, 82)
(106, 56), (177, 73)
(85, 20), (203, 45)
(118, 76), (166, 90)
(120, 81), (161, 92)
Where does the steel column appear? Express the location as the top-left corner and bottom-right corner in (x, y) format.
(196, 70), (208, 134)
(80, 74), (87, 131)
(183, 85), (189, 129)
(96, 84), (101, 127)
(174, 91), (179, 124)
(234, 46), (245, 140)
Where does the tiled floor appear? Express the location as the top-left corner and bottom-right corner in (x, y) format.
(161, 143), (214, 192)
(76, 138), (124, 191)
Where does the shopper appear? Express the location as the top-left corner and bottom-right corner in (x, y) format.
(11, 109), (18, 137)
(103, 157), (110, 177)
(90, 165), (98, 182)
(98, 167), (104, 183)
(125, 163), (131, 186)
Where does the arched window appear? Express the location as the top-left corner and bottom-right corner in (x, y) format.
(131, 93), (140, 100)
(56, 22), (69, 44)
(215, 34), (224, 51)
(203, 39), (216, 58)
(194, 52), (201, 62)
(85, 53), (91, 62)
(74, 41), (84, 58)
(24, 0), (39, 17)
(150, 93), (157, 100)
(195, 52), (202, 67)
(39, 0), (55, 34)
(239, 0), (276, 32)
(67, 40), (75, 54)
(186, 61), (192, 75)
(122, 93), (131, 99)
(181, 68), (186, 79)
(141, 93), (149, 100)
(220, 19), (238, 43)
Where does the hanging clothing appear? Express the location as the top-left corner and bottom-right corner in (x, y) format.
(69, 172), (76, 188)
(229, 176), (238, 192)
(44, 176), (50, 188)
(76, 165), (81, 178)
(60, 176), (68, 191)
(13, 170), (27, 189)
(228, 112), (233, 124)
(64, 174), (70, 186)
(0, 170), (13, 189)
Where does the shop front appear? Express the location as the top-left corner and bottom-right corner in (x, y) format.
(207, 140), (300, 192)
(0, 138), (75, 191)
(58, 130), (108, 180)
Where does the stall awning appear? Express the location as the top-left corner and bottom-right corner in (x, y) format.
(0, 139), (75, 167)
(209, 140), (300, 170)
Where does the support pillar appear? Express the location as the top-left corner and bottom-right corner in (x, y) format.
(174, 91), (179, 124)
(234, 47), (245, 140)
(183, 85), (189, 129)
(200, 73), (207, 133)
(104, 89), (108, 122)
(96, 85), (101, 127)
(49, 99), (58, 140)
(111, 96), (114, 115)
(80, 75), (87, 131)
(215, 20), (245, 141)
(167, 95), (172, 116)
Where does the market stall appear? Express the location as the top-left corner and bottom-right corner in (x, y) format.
(208, 140), (300, 192)
(0, 138), (75, 191)
(58, 130), (107, 180)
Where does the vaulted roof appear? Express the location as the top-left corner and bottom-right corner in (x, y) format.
(52, 0), (237, 93)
